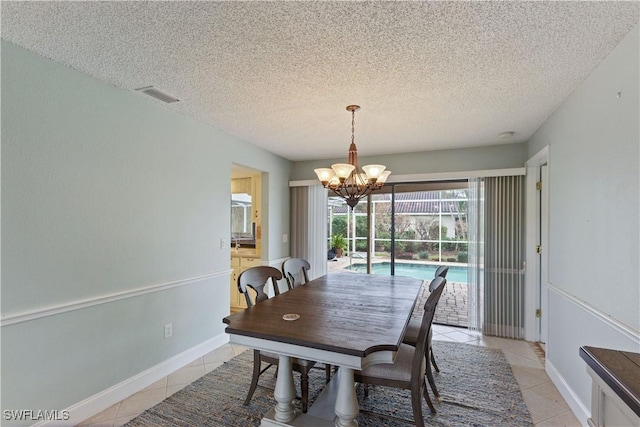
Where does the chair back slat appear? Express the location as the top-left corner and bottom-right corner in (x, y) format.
(429, 266), (448, 291)
(281, 258), (311, 290)
(237, 266), (283, 307)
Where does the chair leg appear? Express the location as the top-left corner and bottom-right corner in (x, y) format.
(300, 371), (309, 413)
(430, 348), (440, 373)
(422, 383), (436, 415)
(426, 357), (440, 399)
(324, 364), (332, 384)
(410, 384), (427, 427)
(244, 349), (262, 406)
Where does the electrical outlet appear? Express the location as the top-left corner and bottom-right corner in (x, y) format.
(164, 323), (173, 339)
(220, 238), (228, 249)
(282, 234), (288, 243)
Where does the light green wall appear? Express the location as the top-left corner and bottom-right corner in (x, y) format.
(290, 142), (528, 181)
(1, 40), (290, 417)
(528, 24), (639, 331)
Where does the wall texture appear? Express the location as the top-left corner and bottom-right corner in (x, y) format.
(528, 24), (639, 330)
(1, 40), (290, 423)
(527, 24), (639, 421)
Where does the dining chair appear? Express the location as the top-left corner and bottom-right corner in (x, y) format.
(281, 257), (311, 290)
(280, 258), (333, 383)
(402, 266), (450, 398)
(354, 277), (446, 424)
(237, 265), (316, 413)
(434, 265), (449, 280)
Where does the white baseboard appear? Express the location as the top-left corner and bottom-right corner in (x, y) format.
(545, 285), (640, 427)
(34, 333), (230, 426)
(546, 358), (590, 427)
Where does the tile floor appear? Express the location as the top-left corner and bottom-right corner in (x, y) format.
(78, 326), (581, 427)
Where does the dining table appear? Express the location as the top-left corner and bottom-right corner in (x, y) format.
(223, 271), (424, 427)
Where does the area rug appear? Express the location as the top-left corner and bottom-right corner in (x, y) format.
(126, 341), (532, 426)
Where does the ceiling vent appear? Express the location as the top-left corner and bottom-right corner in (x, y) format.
(135, 86), (180, 103)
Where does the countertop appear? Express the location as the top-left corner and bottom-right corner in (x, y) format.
(579, 345), (640, 417)
(231, 248), (260, 258)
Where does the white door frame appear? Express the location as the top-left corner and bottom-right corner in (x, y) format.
(524, 146), (549, 342)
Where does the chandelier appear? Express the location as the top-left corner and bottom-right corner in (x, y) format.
(314, 105), (390, 209)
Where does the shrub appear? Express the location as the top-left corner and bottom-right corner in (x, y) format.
(397, 252), (414, 260)
(457, 251), (468, 263)
(418, 251), (429, 260)
(404, 241), (417, 253)
(331, 217), (347, 238)
(442, 238), (457, 251)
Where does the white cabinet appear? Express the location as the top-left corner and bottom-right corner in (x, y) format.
(230, 255), (262, 312)
(580, 346), (640, 427)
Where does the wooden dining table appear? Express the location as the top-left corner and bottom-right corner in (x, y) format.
(223, 271), (424, 427)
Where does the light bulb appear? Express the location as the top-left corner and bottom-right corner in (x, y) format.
(314, 168), (335, 185)
(331, 163), (356, 180)
(362, 164), (386, 181)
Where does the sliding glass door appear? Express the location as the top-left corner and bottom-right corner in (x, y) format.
(325, 175), (525, 336)
(327, 181), (470, 327)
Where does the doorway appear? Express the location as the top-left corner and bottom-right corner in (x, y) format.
(524, 146), (549, 343)
(230, 164), (263, 313)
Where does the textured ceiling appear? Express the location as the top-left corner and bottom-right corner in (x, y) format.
(2, 1), (638, 161)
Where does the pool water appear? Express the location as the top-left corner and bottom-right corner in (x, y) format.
(345, 262), (467, 283)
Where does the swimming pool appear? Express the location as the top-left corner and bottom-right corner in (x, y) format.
(344, 262), (467, 283)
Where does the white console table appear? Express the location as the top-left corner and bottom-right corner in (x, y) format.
(580, 346), (640, 427)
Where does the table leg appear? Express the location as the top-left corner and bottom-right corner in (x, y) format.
(334, 367), (359, 427)
(273, 355), (297, 423)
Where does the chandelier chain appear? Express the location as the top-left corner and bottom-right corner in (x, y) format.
(351, 108), (355, 146)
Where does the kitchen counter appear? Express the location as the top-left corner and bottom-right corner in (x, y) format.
(231, 248), (260, 258)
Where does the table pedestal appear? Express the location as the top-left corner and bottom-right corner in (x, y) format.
(273, 355), (297, 423)
(260, 360), (360, 426)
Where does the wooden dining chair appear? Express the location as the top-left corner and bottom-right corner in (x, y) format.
(427, 265), (447, 373)
(281, 257), (311, 290)
(434, 265), (449, 280)
(354, 278), (446, 424)
(237, 266), (316, 413)
(403, 267), (450, 398)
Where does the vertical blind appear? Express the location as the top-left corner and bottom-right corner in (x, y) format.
(483, 175), (525, 339)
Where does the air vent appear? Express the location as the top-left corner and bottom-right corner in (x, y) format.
(135, 86), (180, 104)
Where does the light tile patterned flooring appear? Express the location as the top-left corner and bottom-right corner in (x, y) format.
(78, 327), (581, 427)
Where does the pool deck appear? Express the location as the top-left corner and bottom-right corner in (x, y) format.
(328, 255), (469, 327)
